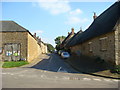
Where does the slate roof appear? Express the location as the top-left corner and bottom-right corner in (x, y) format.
(0, 21), (28, 32)
(66, 1), (120, 47)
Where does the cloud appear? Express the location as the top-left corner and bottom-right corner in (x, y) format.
(36, 0), (71, 15)
(65, 16), (88, 25)
(69, 9), (82, 15)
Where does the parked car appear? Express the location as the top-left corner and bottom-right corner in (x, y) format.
(61, 52), (70, 59)
(58, 50), (64, 55)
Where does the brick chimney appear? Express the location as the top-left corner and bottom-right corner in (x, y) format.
(37, 36), (39, 39)
(71, 28), (74, 35)
(33, 33), (36, 37)
(79, 27), (83, 33)
(93, 12), (97, 20)
(39, 38), (41, 41)
(68, 32), (70, 35)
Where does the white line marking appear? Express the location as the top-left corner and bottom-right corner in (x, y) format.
(49, 56), (53, 63)
(57, 67), (62, 72)
(2, 73), (7, 74)
(112, 79), (119, 82)
(10, 74), (14, 75)
(83, 78), (91, 81)
(103, 79), (112, 82)
(54, 76), (58, 79)
(40, 75), (47, 78)
(62, 76), (69, 80)
(2, 73), (10, 75)
(93, 78), (101, 81)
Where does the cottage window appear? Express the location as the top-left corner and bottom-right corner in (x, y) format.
(88, 42), (92, 52)
(99, 37), (108, 51)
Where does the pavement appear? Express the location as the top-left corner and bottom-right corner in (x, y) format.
(66, 54), (120, 79)
(21, 54), (50, 68)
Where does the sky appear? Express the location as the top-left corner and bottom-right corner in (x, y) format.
(1, 0), (115, 47)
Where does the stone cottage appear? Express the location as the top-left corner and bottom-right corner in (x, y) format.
(60, 28), (76, 50)
(66, 1), (120, 65)
(0, 21), (47, 62)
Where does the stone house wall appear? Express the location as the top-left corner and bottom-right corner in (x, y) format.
(70, 31), (117, 65)
(0, 32), (28, 61)
(115, 19), (120, 65)
(0, 31), (43, 62)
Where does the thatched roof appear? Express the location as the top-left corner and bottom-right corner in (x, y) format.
(66, 1), (120, 47)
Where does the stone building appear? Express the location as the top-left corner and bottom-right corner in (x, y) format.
(0, 21), (47, 62)
(66, 1), (120, 65)
(33, 33), (48, 54)
(60, 28), (76, 50)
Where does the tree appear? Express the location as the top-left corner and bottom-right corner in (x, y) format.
(46, 43), (55, 53)
(54, 36), (66, 45)
(54, 36), (66, 50)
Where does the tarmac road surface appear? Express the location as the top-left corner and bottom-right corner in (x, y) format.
(2, 53), (119, 88)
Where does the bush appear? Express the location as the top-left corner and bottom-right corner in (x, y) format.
(110, 65), (120, 74)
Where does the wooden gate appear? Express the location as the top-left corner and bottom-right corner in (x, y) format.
(4, 43), (21, 61)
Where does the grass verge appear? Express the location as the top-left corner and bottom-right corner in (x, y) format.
(2, 61), (29, 68)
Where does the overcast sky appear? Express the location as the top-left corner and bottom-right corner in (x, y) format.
(2, 0), (115, 47)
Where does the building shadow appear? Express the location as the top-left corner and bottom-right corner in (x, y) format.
(66, 54), (114, 73)
(30, 53), (81, 74)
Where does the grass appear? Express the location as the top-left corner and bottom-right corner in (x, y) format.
(2, 61), (29, 68)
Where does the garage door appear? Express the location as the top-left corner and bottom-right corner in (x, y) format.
(4, 43), (21, 61)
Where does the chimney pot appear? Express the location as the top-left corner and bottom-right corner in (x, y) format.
(68, 32), (70, 35)
(93, 12), (97, 20)
(71, 28), (74, 34)
(37, 36), (39, 40)
(33, 33), (36, 37)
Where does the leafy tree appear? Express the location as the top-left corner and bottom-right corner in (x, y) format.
(54, 36), (66, 50)
(46, 43), (55, 53)
(54, 36), (66, 45)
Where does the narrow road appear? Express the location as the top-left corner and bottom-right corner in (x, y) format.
(2, 53), (119, 88)
(31, 53), (79, 73)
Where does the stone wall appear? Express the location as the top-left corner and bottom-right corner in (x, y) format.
(0, 32), (28, 61)
(115, 19), (120, 65)
(71, 32), (116, 65)
(40, 42), (48, 54)
(27, 33), (42, 62)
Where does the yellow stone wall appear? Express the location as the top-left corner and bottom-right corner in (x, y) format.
(27, 33), (42, 62)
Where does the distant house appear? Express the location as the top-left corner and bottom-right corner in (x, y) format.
(0, 21), (47, 62)
(60, 28), (76, 50)
(66, 1), (120, 65)
(33, 33), (48, 54)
